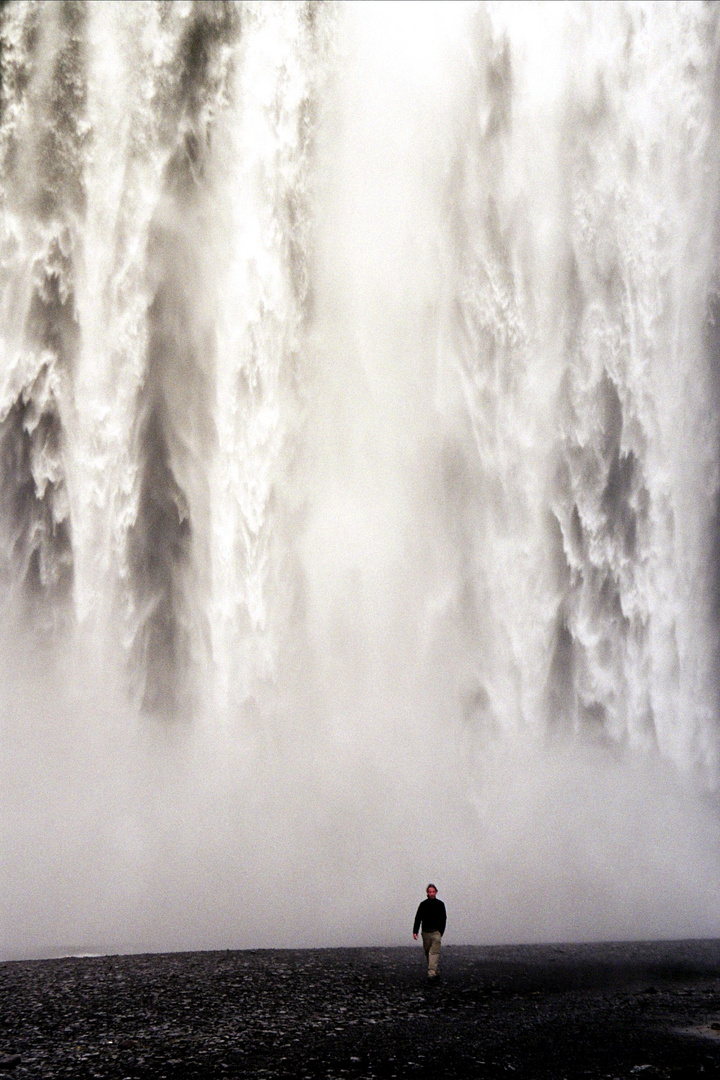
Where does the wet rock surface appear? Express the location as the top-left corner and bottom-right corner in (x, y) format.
(2, 940), (720, 1078)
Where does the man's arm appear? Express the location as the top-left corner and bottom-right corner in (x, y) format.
(438, 901), (447, 936)
(412, 901), (424, 939)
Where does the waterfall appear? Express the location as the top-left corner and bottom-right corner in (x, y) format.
(2, 0), (720, 957)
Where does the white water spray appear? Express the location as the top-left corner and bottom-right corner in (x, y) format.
(1, 0), (720, 958)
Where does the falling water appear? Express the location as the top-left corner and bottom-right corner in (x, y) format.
(2, 0), (720, 958)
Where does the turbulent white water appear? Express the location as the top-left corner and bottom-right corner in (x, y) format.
(2, 0), (720, 958)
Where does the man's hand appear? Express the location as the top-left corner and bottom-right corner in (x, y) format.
(413, 933), (418, 940)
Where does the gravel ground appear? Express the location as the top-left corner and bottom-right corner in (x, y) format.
(2, 940), (720, 1079)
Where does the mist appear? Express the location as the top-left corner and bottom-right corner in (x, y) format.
(2, 0), (720, 960)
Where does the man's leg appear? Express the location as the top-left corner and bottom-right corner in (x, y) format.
(427, 931), (441, 977)
(421, 931), (431, 968)
(422, 931), (442, 977)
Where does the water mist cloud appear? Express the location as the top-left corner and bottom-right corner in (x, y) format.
(1, 1), (720, 960)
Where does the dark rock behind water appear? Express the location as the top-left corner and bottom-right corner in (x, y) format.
(2, 940), (720, 1078)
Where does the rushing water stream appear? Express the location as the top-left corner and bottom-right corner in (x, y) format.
(2, 1), (720, 957)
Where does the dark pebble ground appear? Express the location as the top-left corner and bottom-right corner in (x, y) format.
(2, 940), (720, 1079)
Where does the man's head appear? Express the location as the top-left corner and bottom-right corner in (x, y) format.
(426, 884), (437, 899)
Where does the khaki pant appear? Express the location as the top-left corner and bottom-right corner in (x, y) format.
(421, 930), (442, 977)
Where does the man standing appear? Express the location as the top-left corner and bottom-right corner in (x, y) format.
(412, 884), (447, 978)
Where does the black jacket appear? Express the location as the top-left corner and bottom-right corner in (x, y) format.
(413, 897), (446, 936)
